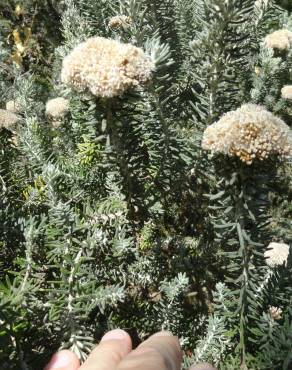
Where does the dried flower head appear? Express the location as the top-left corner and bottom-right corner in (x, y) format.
(202, 104), (292, 164)
(264, 242), (290, 267)
(108, 15), (132, 29)
(254, 66), (261, 76)
(6, 100), (21, 114)
(61, 37), (154, 98)
(0, 109), (20, 132)
(268, 306), (282, 321)
(10, 134), (18, 147)
(281, 85), (292, 100)
(45, 97), (69, 121)
(254, 0), (268, 8)
(15, 4), (25, 17)
(264, 29), (292, 51)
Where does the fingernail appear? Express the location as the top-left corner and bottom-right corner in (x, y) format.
(152, 330), (173, 337)
(101, 328), (127, 342)
(45, 351), (71, 369)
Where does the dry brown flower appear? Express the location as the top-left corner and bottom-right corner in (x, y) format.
(254, 0), (268, 8)
(0, 109), (20, 132)
(108, 15), (132, 29)
(268, 306), (282, 321)
(202, 104), (292, 164)
(264, 29), (292, 51)
(6, 100), (21, 114)
(254, 66), (261, 76)
(61, 37), (154, 98)
(281, 85), (292, 100)
(45, 97), (69, 122)
(264, 242), (290, 267)
(10, 135), (18, 147)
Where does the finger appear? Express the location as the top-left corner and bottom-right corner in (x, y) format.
(117, 331), (182, 370)
(80, 329), (132, 370)
(189, 363), (218, 370)
(44, 349), (80, 370)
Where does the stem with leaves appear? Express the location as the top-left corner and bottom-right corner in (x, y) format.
(210, 160), (271, 365)
(105, 99), (136, 220)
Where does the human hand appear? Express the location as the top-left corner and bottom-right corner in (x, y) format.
(45, 329), (217, 370)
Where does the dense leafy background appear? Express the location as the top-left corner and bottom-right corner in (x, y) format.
(0, 1), (291, 369)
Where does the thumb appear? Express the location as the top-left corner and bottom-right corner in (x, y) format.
(44, 349), (80, 370)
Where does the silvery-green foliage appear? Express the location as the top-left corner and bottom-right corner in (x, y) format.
(10, 73), (44, 116)
(251, 48), (285, 108)
(184, 283), (232, 367)
(61, 0), (93, 50)
(155, 273), (190, 340)
(251, 10), (292, 127)
(194, 315), (230, 365)
(256, 308), (292, 370)
(160, 273), (189, 304)
(186, 3), (291, 369)
(0, 42), (12, 100)
(189, 0), (256, 126)
(0, 0), (292, 369)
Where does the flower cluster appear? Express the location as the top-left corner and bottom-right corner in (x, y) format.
(264, 29), (292, 51)
(46, 97), (69, 120)
(202, 104), (292, 164)
(281, 85), (292, 100)
(108, 15), (132, 29)
(254, 0), (268, 8)
(6, 100), (21, 114)
(61, 37), (154, 98)
(268, 306), (282, 321)
(264, 242), (290, 267)
(0, 109), (20, 132)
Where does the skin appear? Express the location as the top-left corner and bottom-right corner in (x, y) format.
(44, 329), (217, 370)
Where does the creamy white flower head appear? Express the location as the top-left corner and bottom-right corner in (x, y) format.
(6, 100), (21, 114)
(0, 109), (19, 132)
(61, 37), (154, 98)
(108, 15), (132, 29)
(10, 134), (18, 147)
(45, 97), (69, 120)
(202, 104), (292, 164)
(281, 85), (292, 100)
(264, 29), (292, 51)
(254, 0), (268, 8)
(264, 242), (290, 267)
(268, 306), (282, 321)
